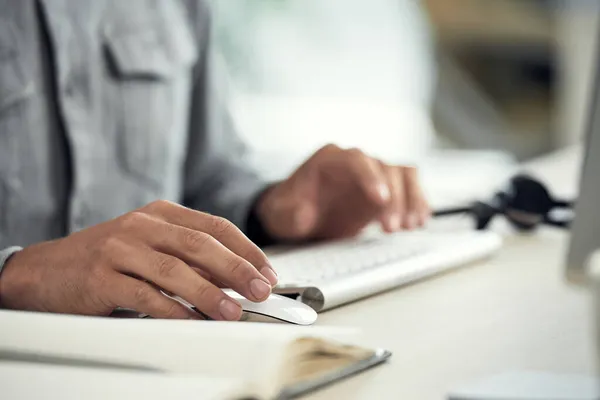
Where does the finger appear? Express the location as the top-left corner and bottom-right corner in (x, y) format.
(191, 267), (213, 282)
(379, 164), (404, 232)
(421, 201), (432, 225)
(109, 239), (244, 321)
(339, 148), (390, 206)
(141, 201), (277, 286)
(109, 274), (201, 320)
(191, 267), (226, 288)
(416, 191), (432, 226)
(402, 166), (427, 228)
(125, 215), (273, 301)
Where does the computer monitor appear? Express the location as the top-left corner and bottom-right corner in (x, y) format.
(566, 26), (600, 282)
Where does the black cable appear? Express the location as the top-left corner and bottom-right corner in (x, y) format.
(543, 216), (572, 229)
(432, 207), (472, 217)
(553, 199), (575, 209)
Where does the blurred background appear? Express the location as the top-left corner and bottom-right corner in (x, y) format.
(210, 0), (600, 206)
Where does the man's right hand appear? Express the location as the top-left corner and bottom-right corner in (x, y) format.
(0, 200), (278, 321)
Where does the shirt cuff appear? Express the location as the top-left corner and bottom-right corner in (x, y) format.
(245, 187), (279, 249)
(0, 247), (23, 277)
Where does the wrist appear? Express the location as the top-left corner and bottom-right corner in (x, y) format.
(0, 247), (29, 309)
(255, 185), (277, 229)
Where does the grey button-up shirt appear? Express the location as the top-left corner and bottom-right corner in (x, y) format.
(0, 0), (266, 273)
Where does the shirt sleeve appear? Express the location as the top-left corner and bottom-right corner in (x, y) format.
(244, 193), (279, 248)
(0, 247), (23, 277)
(181, 0), (268, 233)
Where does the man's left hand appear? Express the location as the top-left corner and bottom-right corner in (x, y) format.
(256, 144), (431, 242)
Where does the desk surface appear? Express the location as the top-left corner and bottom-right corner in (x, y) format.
(308, 146), (597, 399)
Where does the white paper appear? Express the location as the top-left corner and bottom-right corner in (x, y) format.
(0, 310), (358, 396)
(0, 361), (242, 400)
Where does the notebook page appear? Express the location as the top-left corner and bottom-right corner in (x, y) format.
(1, 361), (246, 400)
(0, 310), (356, 386)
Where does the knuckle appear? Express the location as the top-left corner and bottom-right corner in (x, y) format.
(155, 256), (180, 279)
(402, 165), (418, 177)
(208, 216), (233, 236)
(347, 148), (373, 167)
(162, 302), (183, 319)
(241, 247), (268, 267)
(319, 143), (340, 154)
(347, 147), (365, 158)
(183, 231), (211, 252)
(225, 257), (251, 277)
(97, 236), (122, 255)
(146, 199), (175, 213)
(119, 211), (146, 230)
(193, 283), (212, 301)
(133, 285), (152, 305)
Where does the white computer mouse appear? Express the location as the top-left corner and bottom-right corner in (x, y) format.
(222, 289), (317, 326)
(165, 290), (317, 326)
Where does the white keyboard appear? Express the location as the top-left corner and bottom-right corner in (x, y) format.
(270, 230), (502, 311)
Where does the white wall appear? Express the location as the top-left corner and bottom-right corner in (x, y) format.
(214, 0), (437, 180)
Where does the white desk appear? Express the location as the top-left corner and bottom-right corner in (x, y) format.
(308, 146), (597, 399)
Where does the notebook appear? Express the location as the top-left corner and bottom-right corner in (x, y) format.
(1, 362), (240, 400)
(0, 310), (390, 400)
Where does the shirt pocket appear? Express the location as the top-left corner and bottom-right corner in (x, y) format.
(0, 20), (34, 115)
(103, 9), (198, 189)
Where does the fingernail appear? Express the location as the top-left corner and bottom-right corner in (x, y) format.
(250, 278), (271, 300)
(219, 298), (242, 321)
(260, 266), (278, 286)
(387, 214), (400, 231)
(377, 183), (391, 202)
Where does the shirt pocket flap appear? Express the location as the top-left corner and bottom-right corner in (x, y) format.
(104, 21), (198, 80)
